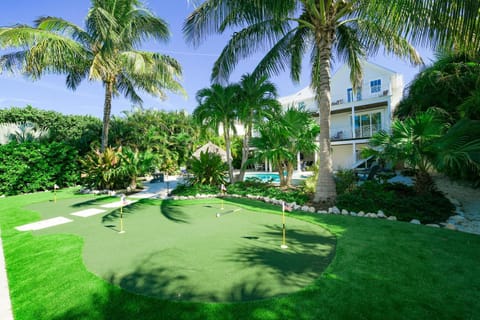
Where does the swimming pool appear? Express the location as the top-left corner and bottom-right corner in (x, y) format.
(244, 173), (280, 183)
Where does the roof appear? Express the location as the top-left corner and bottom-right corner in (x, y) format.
(192, 142), (227, 162)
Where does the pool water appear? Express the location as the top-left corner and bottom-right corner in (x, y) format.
(244, 173), (280, 183)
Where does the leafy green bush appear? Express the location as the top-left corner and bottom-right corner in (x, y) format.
(173, 179), (310, 205)
(187, 151), (228, 186)
(335, 169), (358, 195)
(336, 181), (454, 223)
(0, 141), (80, 195)
(170, 183), (220, 196)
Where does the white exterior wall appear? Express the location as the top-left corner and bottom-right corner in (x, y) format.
(332, 145), (353, 170)
(279, 60), (404, 169)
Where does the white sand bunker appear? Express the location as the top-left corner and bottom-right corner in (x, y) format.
(100, 200), (136, 208)
(71, 208), (106, 217)
(16, 217), (73, 231)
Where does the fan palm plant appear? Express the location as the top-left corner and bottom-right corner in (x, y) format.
(364, 110), (480, 192)
(184, 0), (480, 203)
(0, 0), (184, 150)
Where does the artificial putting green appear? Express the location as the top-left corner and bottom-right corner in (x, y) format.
(26, 197), (336, 302)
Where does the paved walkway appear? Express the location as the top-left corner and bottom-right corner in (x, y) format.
(0, 176), (181, 319)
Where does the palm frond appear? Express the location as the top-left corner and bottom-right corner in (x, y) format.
(212, 19), (292, 82)
(35, 16), (92, 47)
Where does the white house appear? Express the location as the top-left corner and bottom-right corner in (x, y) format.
(278, 60), (403, 170)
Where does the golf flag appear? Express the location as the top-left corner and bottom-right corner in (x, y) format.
(54, 184), (59, 190)
(281, 201), (289, 249)
(121, 194), (127, 205)
(220, 184), (227, 192)
(282, 201), (292, 212)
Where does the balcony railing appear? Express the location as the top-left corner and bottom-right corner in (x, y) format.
(331, 89), (389, 106)
(331, 123), (383, 141)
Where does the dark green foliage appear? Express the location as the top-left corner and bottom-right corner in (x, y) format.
(80, 147), (154, 190)
(174, 179), (310, 205)
(336, 181), (454, 223)
(109, 108), (201, 171)
(0, 141), (80, 195)
(187, 151), (228, 186)
(228, 181), (310, 204)
(0, 105), (101, 154)
(396, 53), (480, 121)
(170, 183), (220, 196)
(334, 169), (358, 195)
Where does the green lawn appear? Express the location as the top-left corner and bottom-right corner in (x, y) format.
(1, 189), (479, 319)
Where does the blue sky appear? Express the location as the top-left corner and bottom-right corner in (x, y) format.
(0, 1), (434, 118)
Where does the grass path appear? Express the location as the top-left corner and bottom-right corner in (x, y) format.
(0, 189), (479, 319)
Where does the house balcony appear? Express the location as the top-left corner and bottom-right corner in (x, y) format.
(330, 123), (384, 141)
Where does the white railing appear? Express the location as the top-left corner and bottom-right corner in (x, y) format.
(331, 88), (389, 106)
(331, 123), (383, 140)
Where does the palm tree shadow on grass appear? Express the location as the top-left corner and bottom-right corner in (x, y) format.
(228, 224), (336, 282)
(101, 199), (153, 224)
(69, 195), (114, 208)
(159, 199), (190, 223)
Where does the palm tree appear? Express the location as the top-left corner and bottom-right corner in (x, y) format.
(193, 83), (240, 182)
(184, 0), (480, 204)
(251, 106), (319, 187)
(0, 0), (184, 150)
(365, 111), (446, 193)
(236, 73), (281, 182)
(364, 110), (480, 193)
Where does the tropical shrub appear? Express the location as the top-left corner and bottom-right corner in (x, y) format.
(334, 169), (358, 195)
(0, 141), (80, 195)
(81, 147), (126, 190)
(335, 181), (454, 223)
(227, 181), (310, 205)
(170, 183), (220, 196)
(187, 151), (228, 186)
(118, 147), (156, 189)
(0, 106), (101, 154)
(172, 179), (310, 205)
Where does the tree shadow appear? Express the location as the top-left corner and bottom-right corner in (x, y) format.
(159, 200), (190, 223)
(70, 195), (114, 208)
(100, 199), (151, 223)
(228, 224), (336, 281)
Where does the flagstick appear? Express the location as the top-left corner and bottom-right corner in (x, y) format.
(221, 190), (224, 210)
(119, 195), (125, 234)
(281, 202), (288, 249)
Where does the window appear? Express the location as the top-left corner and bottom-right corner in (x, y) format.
(370, 79), (381, 93)
(347, 88), (353, 102)
(351, 111), (382, 138)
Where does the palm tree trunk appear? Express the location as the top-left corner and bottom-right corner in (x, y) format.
(277, 159), (287, 187)
(224, 123), (234, 183)
(101, 80), (114, 152)
(286, 161), (294, 187)
(238, 123), (252, 182)
(313, 31), (337, 204)
(414, 170), (435, 194)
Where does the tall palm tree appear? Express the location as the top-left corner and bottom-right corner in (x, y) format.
(0, 0), (184, 150)
(236, 73), (281, 182)
(183, 0), (480, 203)
(193, 83), (239, 182)
(251, 106), (319, 187)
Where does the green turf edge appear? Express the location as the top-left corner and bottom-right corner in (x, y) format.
(1, 190), (480, 319)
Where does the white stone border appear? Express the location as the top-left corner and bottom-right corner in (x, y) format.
(169, 193), (461, 231)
